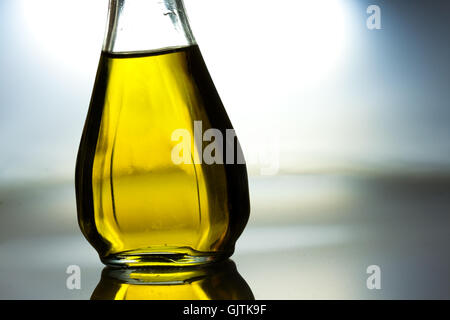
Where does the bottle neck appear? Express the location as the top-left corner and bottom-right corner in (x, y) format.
(103, 0), (196, 54)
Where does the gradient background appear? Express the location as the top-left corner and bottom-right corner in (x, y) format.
(1, 0), (450, 299)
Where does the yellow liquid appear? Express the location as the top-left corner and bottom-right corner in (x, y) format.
(91, 260), (254, 300)
(75, 45), (250, 266)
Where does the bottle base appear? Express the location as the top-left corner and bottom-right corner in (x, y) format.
(101, 249), (232, 267)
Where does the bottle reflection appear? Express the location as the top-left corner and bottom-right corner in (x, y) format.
(91, 259), (254, 300)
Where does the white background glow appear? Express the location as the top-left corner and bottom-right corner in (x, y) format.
(2, 0), (448, 182)
(16, 0), (353, 178)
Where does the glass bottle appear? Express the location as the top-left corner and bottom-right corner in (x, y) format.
(75, 0), (250, 267)
(91, 259), (254, 300)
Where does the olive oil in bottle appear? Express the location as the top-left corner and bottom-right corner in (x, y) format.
(75, 0), (250, 266)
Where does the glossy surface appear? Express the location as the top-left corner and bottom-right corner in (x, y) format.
(1, 174), (450, 299)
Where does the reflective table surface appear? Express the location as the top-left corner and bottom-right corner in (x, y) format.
(1, 174), (449, 299)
